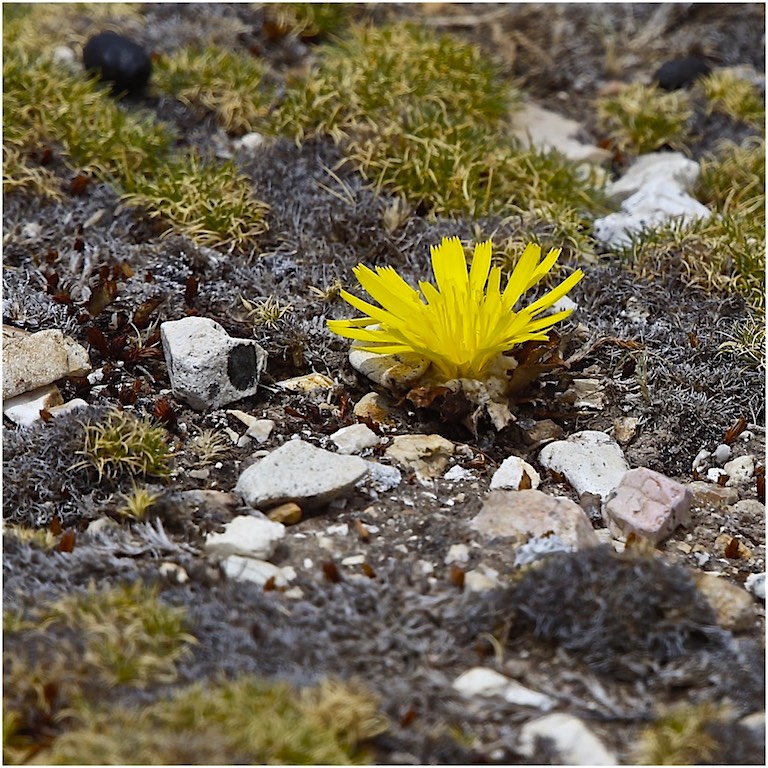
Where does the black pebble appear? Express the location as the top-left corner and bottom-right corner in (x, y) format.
(83, 31), (151, 96)
(653, 56), (711, 91)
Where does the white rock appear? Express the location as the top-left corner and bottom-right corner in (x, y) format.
(692, 448), (712, 472)
(205, 515), (285, 560)
(538, 430), (629, 499)
(745, 573), (765, 601)
(724, 455), (755, 486)
(48, 398), (89, 418)
(341, 554), (366, 566)
(221, 556), (295, 587)
(712, 443), (732, 464)
(514, 535), (572, 566)
(490, 456), (541, 491)
(3, 326), (91, 398)
(606, 151), (701, 203)
(464, 567), (500, 593)
(444, 465), (475, 482)
(362, 461), (402, 492)
(236, 440), (368, 509)
(234, 132), (266, 152)
(246, 419), (275, 443)
(2, 384), (64, 426)
(511, 101), (611, 165)
(518, 713), (617, 765)
(594, 179), (711, 249)
(707, 467), (728, 483)
(330, 423), (380, 454)
(160, 316), (267, 411)
(452, 668), (554, 709)
(445, 543), (470, 565)
(348, 345), (430, 390)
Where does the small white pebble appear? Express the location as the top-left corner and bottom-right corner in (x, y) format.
(712, 444), (732, 464)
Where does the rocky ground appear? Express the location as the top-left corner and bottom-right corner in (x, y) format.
(3, 3), (766, 765)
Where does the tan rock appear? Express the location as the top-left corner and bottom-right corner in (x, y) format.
(3, 326), (91, 398)
(470, 490), (600, 550)
(687, 481), (739, 508)
(385, 434), (454, 480)
(353, 391), (397, 428)
(267, 502), (303, 525)
(276, 372), (335, 391)
(695, 572), (757, 632)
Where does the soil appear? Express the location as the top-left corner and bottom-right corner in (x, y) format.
(3, 3), (765, 764)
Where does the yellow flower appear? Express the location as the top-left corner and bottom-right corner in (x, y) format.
(328, 236), (584, 381)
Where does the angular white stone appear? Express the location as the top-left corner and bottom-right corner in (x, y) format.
(464, 569), (499, 593)
(518, 713), (616, 765)
(221, 555), (295, 587)
(538, 430), (629, 499)
(606, 151), (701, 203)
(724, 455), (756, 486)
(246, 419), (275, 443)
(2, 384), (64, 426)
(362, 461), (402, 493)
(712, 443), (732, 464)
(444, 465), (475, 482)
(445, 544), (470, 565)
(161, 317), (266, 411)
(594, 179), (711, 249)
(235, 439), (368, 509)
(330, 423), (380, 454)
(3, 326), (91, 398)
(745, 572), (765, 601)
(490, 456), (541, 491)
(205, 515), (285, 560)
(453, 667), (555, 709)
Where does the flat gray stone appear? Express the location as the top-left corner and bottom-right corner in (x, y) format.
(538, 430), (629, 499)
(470, 490), (600, 550)
(161, 316), (266, 411)
(603, 467), (692, 544)
(235, 439), (368, 510)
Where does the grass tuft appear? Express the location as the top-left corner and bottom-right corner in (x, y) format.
(596, 82), (693, 155)
(700, 69), (765, 129)
(75, 409), (172, 482)
(153, 45), (276, 135)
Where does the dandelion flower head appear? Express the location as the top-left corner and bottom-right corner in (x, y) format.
(328, 236), (583, 381)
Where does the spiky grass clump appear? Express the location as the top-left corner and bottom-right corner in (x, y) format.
(118, 482), (159, 520)
(2, 146), (64, 200)
(596, 82), (693, 155)
(241, 294), (294, 328)
(4, 582), (195, 763)
(700, 69), (765, 129)
(121, 154), (270, 251)
(153, 45), (276, 134)
(265, 3), (352, 40)
(76, 409), (172, 482)
(189, 428), (235, 466)
(632, 703), (731, 765)
(30, 676), (387, 765)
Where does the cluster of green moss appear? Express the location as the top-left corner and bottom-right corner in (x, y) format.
(3, 5), (270, 252)
(270, 21), (606, 252)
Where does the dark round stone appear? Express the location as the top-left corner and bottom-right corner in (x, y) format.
(82, 31), (151, 96)
(653, 56), (711, 91)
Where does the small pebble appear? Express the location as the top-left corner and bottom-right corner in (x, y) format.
(83, 31), (152, 96)
(712, 443), (732, 464)
(745, 573), (765, 601)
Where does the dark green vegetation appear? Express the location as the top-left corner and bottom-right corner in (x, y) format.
(3, 3), (765, 765)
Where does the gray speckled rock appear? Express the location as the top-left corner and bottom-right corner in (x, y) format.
(161, 316), (266, 411)
(235, 439), (368, 510)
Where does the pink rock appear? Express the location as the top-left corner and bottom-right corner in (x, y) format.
(603, 468), (692, 544)
(470, 490), (600, 550)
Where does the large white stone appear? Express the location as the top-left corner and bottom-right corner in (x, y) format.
(3, 325), (91, 398)
(221, 555), (296, 587)
(518, 713), (617, 765)
(594, 178), (711, 249)
(235, 439), (368, 509)
(161, 317), (266, 411)
(2, 383), (63, 426)
(538, 430), (629, 499)
(205, 515), (285, 560)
